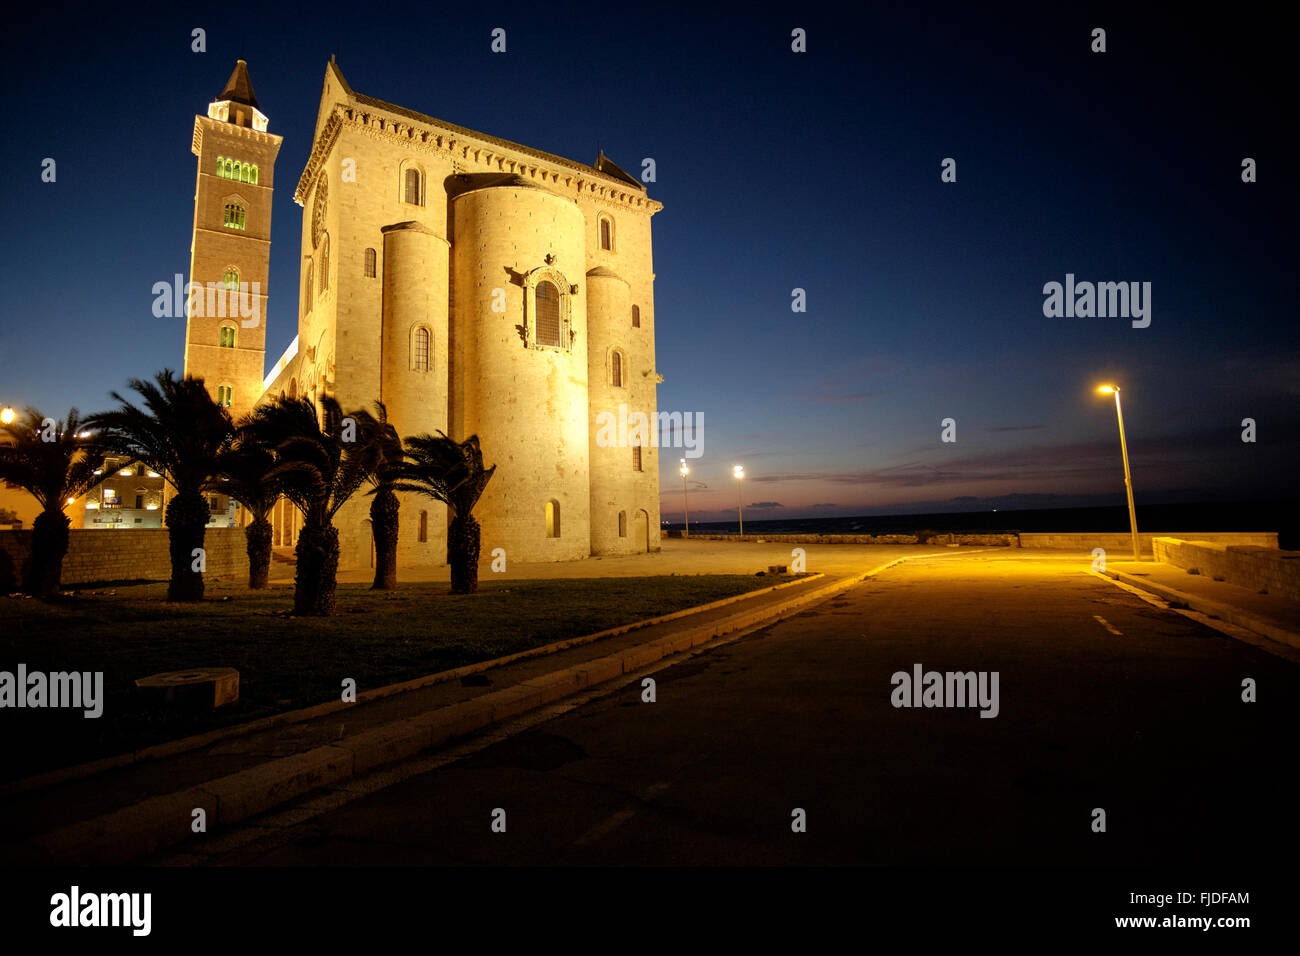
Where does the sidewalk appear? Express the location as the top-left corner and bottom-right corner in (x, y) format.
(1106, 560), (1300, 649)
(0, 549), (951, 866)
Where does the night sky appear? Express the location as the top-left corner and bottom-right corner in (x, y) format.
(2, 3), (1295, 523)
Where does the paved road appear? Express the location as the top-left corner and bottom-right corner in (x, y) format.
(183, 551), (1300, 866)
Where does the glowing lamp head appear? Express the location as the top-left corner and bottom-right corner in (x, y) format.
(733, 465), (745, 480)
(0, 407), (14, 425)
(679, 458), (689, 477)
(1097, 385), (1117, 394)
(66, 497), (75, 506)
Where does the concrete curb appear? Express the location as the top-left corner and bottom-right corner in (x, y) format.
(1, 572), (826, 799)
(1104, 569), (1300, 650)
(17, 550), (972, 865)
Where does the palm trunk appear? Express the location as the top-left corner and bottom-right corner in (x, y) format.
(294, 521), (339, 615)
(245, 515), (273, 589)
(448, 512), (480, 594)
(29, 508), (70, 598)
(370, 488), (400, 590)
(165, 492), (209, 602)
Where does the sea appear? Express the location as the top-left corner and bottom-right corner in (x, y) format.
(664, 499), (1300, 550)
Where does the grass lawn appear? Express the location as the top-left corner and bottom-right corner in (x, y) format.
(0, 573), (789, 781)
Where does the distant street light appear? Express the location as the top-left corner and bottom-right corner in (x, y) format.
(733, 465), (745, 538)
(1097, 385), (1140, 561)
(0, 407), (14, 425)
(679, 459), (690, 538)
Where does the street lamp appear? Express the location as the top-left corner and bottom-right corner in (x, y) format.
(733, 465), (745, 538)
(0, 407), (14, 425)
(1097, 385), (1140, 561)
(679, 459), (690, 538)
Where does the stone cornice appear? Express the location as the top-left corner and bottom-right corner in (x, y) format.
(192, 115), (283, 159)
(294, 101), (663, 216)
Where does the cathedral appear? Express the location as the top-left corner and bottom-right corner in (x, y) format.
(184, 59), (663, 568)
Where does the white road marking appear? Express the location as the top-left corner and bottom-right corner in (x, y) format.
(1093, 615), (1123, 636)
(572, 781), (671, 847)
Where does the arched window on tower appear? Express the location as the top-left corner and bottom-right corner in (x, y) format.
(632, 304), (640, 328)
(599, 216), (614, 251)
(535, 281), (562, 347)
(611, 350), (623, 387)
(632, 444), (643, 472)
(223, 204), (246, 230)
(403, 168), (422, 205)
(223, 267), (239, 291)
(304, 261), (313, 309)
(364, 247), (377, 278)
(219, 325), (236, 349)
(618, 511), (628, 537)
(216, 385), (233, 407)
(319, 235), (330, 292)
(545, 500), (561, 538)
(412, 327), (430, 371)
(418, 510), (428, 543)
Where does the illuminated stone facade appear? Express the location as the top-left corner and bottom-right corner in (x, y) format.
(184, 60), (663, 569)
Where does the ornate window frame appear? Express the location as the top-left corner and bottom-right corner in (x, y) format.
(523, 266), (575, 353)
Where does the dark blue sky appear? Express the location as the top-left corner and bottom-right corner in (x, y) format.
(2, 2), (1295, 522)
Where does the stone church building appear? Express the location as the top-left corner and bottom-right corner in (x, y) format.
(184, 59), (663, 569)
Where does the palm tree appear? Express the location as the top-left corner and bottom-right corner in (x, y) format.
(361, 402), (403, 590)
(214, 434), (283, 589)
(85, 371), (233, 602)
(0, 408), (109, 597)
(389, 431), (496, 594)
(244, 395), (375, 615)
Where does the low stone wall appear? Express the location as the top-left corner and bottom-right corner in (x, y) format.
(1018, 531), (1278, 556)
(0, 527), (250, 590)
(673, 532), (1018, 547)
(1153, 537), (1300, 602)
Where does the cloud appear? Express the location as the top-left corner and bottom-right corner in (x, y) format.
(747, 501), (783, 509)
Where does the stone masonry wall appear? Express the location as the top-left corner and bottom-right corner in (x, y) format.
(1153, 537), (1300, 602)
(0, 528), (250, 590)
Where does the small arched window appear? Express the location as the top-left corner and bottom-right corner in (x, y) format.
(216, 385), (233, 407)
(545, 500), (561, 538)
(218, 326), (236, 348)
(412, 327), (430, 371)
(319, 235), (330, 292)
(599, 216), (613, 251)
(223, 204), (246, 230)
(403, 168), (422, 205)
(632, 444), (642, 472)
(535, 281), (561, 347)
(618, 511), (627, 537)
(632, 304), (640, 328)
(223, 267), (239, 291)
(304, 261), (314, 307)
(364, 247), (377, 278)
(223, 158), (233, 179)
(611, 350), (623, 387)
(250, 164), (259, 185)
(418, 510), (428, 543)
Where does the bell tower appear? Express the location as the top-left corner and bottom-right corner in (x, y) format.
(183, 60), (283, 420)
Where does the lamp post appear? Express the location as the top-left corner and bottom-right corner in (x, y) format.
(733, 465), (745, 538)
(1098, 385), (1140, 561)
(0, 407), (15, 426)
(679, 459), (690, 538)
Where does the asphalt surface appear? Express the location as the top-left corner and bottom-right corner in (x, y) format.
(169, 551), (1300, 866)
